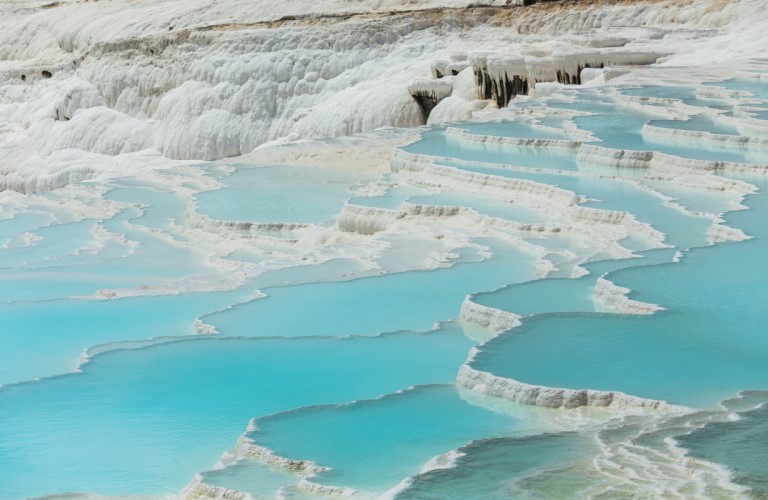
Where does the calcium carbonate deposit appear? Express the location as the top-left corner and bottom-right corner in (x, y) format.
(1, 0), (768, 498)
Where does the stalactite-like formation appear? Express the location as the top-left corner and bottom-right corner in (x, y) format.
(469, 50), (663, 108)
(431, 53), (470, 79)
(408, 80), (454, 122)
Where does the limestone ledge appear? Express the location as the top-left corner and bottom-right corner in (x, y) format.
(457, 362), (672, 410)
(593, 277), (664, 315)
(459, 296), (522, 332)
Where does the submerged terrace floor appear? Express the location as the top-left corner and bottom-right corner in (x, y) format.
(1, 72), (768, 498)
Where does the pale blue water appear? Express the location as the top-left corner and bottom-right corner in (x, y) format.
(351, 183), (547, 223)
(195, 165), (373, 224)
(96, 207), (215, 279)
(0, 190), (221, 308)
(106, 184), (188, 231)
(620, 85), (696, 101)
(619, 85), (732, 110)
(649, 116), (740, 136)
(0, 219), (100, 269)
(575, 110), (762, 163)
(0, 204), (222, 305)
(452, 121), (570, 139)
(350, 184), (430, 210)
(704, 78), (768, 101)
(550, 92), (768, 163)
(0, 213), (52, 246)
(404, 129), (581, 171)
(254, 258), (374, 287)
(8, 211), (217, 299)
(408, 191), (545, 223)
(547, 98), (616, 115)
(537, 114), (569, 128)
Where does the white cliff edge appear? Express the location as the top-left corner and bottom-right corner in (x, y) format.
(457, 361), (673, 410)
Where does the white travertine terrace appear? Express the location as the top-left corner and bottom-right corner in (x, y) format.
(337, 203), (403, 235)
(593, 277), (665, 315)
(642, 123), (768, 150)
(457, 359), (674, 410)
(233, 436), (325, 476)
(407, 79), (456, 120)
(444, 126), (582, 151)
(459, 297), (522, 332)
(182, 476), (252, 500)
(3, 0), (768, 495)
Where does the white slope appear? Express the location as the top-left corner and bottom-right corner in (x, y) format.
(0, 0), (765, 192)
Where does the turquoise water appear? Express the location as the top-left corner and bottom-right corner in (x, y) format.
(397, 433), (594, 499)
(204, 239), (539, 338)
(201, 460), (301, 497)
(469, 183), (768, 408)
(3, 76), (768, 500)
(677, 392), (768, 495)
(442, 164), (712, 250)
(0, 252), (420, 386)
(0, 204), (221, 298)
(249, 384), (531, 493)
(0, 268), (134, 303)
(471, 249), (678, 317)
(470, 311), (766, 408)
(0, 287), (251, 385)
(641, 179), (737, 215)
(0, 328), (475, 498)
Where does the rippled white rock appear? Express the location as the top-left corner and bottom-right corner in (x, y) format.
(593, 277), (664, 315)
(457, 362), (673, 410)
(2, 0), (767, 191)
